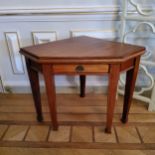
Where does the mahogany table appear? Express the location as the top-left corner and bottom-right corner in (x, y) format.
(20, 36), (145, 133)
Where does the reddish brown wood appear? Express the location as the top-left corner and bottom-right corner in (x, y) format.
(120, 59), (134, 72)
(25, 58), (43, 122)
(1, 140), (155, 149)
(20, 36), (145, 133)
(30, 61), (42, 72)
(105, 64), (120, 133)
(121, 57), (141, 123)
(53, 64), (109, 74)
(80, 75), (86, 97)
(42, 64), (58, 130)
(20, 36), (145, 63)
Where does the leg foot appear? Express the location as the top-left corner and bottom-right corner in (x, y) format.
(37, 115), (43, 122)
(53, 125), (58, 131)
(121, 117), (128, 124)
(105, 127), (112, 134)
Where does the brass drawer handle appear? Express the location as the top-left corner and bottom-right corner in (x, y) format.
(75, 65), (84, 72)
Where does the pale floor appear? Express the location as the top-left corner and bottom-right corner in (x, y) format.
(1, 148), (155, 155)
(0, 93), (155, 155)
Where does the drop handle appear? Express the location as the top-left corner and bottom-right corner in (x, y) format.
(75, 65), (84, 72)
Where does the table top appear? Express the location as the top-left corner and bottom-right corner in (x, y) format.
(20, 36), (145, 63)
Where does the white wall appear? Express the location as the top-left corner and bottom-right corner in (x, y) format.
(0, 0), (153, 93)
(0, 0), (119, 8)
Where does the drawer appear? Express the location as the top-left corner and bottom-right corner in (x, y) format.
(53, 64), (109, 74)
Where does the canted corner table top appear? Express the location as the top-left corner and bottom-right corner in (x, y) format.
(20, 36), (145, 63)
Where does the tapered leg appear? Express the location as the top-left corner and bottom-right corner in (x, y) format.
(105, 65), (120, 133)
(42, 64), (58, 130)
(25, 58), (43, 122)
(121, 57), (140, 123)
(80, 75), (86, 97)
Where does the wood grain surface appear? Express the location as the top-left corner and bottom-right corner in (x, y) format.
(0, 94), (155, 152)
(20, 36), (145, 63)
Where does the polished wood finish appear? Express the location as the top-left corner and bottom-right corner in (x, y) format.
(53, 64), (109, 74)
(20, 36), (145, 132)
(25, 58), (43, 122)
(120, 59), (134, 72)
(20, 36), (145, 64)
(105, 65), (120, 133)
(80, 75), (86, 97)
(121, 57), (141, 123)
(42, 64), (58, 130)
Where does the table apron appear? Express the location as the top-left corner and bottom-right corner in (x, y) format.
(120, 59), (135, 72)
(28, 58), (135, 75)
(52, 64), (109, 74)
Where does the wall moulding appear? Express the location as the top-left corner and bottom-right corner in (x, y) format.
(0, 4), (153, 16)
(0, 6), (120, 16)
(0, 76), (5, 92)
(5, 32), (25, 74)
(32, 31), (57, 45)
(0, 14), (119, 23)
(70, 29), (118, 40)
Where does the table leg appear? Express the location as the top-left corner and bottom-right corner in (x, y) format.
(42, 64), (58, 130)
(121, 57), (140, 123)
(25, 58), (43, 122)
(105, 65), (120, 133)
(80, 75), (86, 97)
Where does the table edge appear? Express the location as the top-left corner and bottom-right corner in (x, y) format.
(20, 49), (145, 64)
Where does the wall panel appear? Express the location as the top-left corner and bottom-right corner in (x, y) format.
(0, 0), (146, 93)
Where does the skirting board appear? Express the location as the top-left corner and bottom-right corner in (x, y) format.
(3, 85), (108, 94)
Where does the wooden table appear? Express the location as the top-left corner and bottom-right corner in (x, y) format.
(20, 36), (145, 133)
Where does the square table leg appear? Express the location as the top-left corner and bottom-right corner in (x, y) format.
(121, 56), (140, 123)
(80, 75), (86, 97)
(105, 64), (120, 133)
(25, 58), (43, 122)
(42, 64), (58, 130)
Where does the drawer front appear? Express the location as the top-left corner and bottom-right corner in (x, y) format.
(53, 64), (109, 74)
